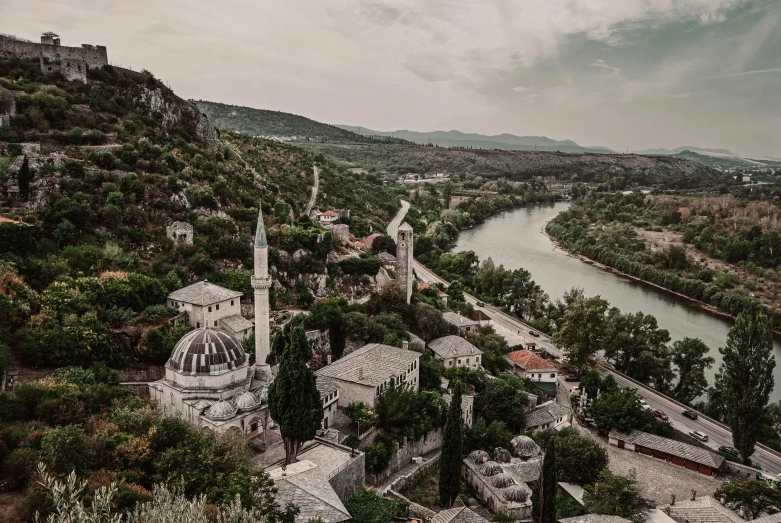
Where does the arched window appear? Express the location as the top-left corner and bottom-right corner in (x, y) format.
(170, 392), (175, 406)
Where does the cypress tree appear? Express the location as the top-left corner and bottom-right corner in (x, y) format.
(538, 437), (557, 523)
(18, 155), (30, 199)
(714, 312), (775, 463)
(438, 381), (463, 508)
(268, 325), (322, 465)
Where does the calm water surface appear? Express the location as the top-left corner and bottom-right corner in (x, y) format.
(455, 201), (781, 401)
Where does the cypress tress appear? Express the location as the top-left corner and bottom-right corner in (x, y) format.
(18, 155), (30, 199)
(538, 437), (557, 523)
(268, 325), (323, 465)
(439, 381), (463, 508)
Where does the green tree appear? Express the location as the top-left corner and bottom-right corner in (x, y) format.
(590, 388), (654, 433)
(463, 418), (513, 452)
(18, 155), (31, 199)
(583, 469), (653, 523)
(537, 437), (556, 523)
(579, 370), (601, 400)
(475, 373), (528, 432)
(439, 381), (463, 508)
(370, 234), (396, 256)
(671, 337), (714, 405)
(553, 296), (609, 371)
(442, 181), (453, 209)
(41, 424), (93, 475)
(713, 312), (776, 463)
(344, 489), (408, 523)
(715, 477), (781, 519)
(268, 326), (322, 464)
(555, 432), (609, 485)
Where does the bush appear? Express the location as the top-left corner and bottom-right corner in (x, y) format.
(345, 489), (408, 523)
(3, 447), (40, 487)
(365, 433), (395, 473)
(40, 424), (93, 475)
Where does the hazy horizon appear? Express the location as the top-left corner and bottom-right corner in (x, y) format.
(2, 0), (779, 157)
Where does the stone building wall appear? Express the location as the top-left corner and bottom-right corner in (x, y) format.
(396, 224), (414, 304)
(367, 429), (443, 486)
(0, 35), (108, 69)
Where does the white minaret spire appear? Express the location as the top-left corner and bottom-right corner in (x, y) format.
(251, 205), (272, 379)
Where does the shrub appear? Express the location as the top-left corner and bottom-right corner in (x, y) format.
(40, 424), (93, 475)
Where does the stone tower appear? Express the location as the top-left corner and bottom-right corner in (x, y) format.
(396, 222), (414, 304)
(251, 206), (272, 379)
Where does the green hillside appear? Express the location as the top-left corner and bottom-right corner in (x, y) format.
(194, 100), (410, 145)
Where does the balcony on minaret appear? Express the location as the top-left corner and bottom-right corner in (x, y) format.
(251, 275), (272, 290)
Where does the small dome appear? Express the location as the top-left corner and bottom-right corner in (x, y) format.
(504, 486), (530, 503)
(491, 473), (516, 488)
(479, 462), (503, 477)
(205, 400), (237, 421)
(233, 391), (259, 410)
(511, 436), (541, 458)
(468, 450), (490, 465)
(167, 329), (246, 376)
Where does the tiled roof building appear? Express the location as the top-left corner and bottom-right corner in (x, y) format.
(268, 460), (350, 523)
(168, 281), (243, 306)
(429, 335), (483, 370)
(524, 400), (572, 431)
(608, 429), (725, 476)
(442, 311), (478, 334)
(432, 506), (489, 523)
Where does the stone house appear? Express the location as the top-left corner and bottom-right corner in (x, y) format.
(442, 311), (479, 335)
(268, 460), (351, 523)
(608, 429), (725, 476)
(167, 281), (254, 340)
(428, 335), (483, 370)
(315, 343), (420, 408)
(506, 349), (558, 396)
(444, 392), (476, 427)
(317, 376), (340, 430)
(523, 400), (572, 431)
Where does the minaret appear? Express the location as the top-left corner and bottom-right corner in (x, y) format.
(396, 222), (414, 304)
(251, 206), (272, 379)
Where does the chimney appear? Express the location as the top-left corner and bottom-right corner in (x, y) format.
(403, 340), (409, 351)
(358, 368), (364, 380)
(691, 489), (696, 501)
(327, 354), (332, 365)
(670, 494), (676, 506)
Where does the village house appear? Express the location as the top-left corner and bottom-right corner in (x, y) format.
(268, 460), (351, 522)
(166, 281), (254, 340)
(377, 251), (396, 268)
(444, 392), (476, 427)
(315, 343), (420, 407)
(608, 429), (725, 477)
(314, 210), (339, 225)
(431, 507), (489, 523)
(442, 311), (479, 335)
(317, 376), (340, 430)
(428, 335), (483, 370)
(506, 349), (558, 395)
(664, 494), (781, 523)
(523, 400), (573, 431)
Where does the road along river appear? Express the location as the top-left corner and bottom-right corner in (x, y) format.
(454, 201), (781, 402)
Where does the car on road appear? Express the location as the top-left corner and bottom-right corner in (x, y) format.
(475, 301), (485, 307)
(529, 330), (540, 337)
(682, 410), (699, 420)
(689, 430), (709, 442)
(564, 374), (581, 382)
(653, 409), (669, 421)
(719, 446), (739, 456)
(639, 399), (651, 411)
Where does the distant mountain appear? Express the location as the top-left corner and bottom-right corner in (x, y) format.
(634, 146), (737, 156)
(337, 126), (616, 154)
(672, 150), (781, 170)
(193, 101), (410, 145)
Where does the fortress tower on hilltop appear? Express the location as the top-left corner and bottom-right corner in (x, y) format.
(0, 31), (108, 83)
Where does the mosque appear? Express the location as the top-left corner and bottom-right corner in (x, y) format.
(148, 206), (274, 439)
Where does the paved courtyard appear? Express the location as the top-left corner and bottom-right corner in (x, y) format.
(579, 426), (726, 506)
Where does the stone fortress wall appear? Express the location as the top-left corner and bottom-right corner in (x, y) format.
(0, 32), (108, 83)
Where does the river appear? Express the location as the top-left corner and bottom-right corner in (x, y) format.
(454, 201), (781, 401)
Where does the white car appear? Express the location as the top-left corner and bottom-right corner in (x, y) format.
(639, 399), (651, 410)
(689, 430), (709, 442)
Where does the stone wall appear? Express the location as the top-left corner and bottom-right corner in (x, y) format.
(121, 382), (151, 398)
(386, 454), (440, 493)
(367, 429), (443, 486)
(321, 439), (366, 502)
(0, 35), (108, 69)
(721, 460), (762, 480)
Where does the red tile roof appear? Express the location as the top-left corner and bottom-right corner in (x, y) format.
(321, 211), (338, 217)
(417, 283), (430, 291)
(506, 350), (557, 371)
(0, 216), (23, 225)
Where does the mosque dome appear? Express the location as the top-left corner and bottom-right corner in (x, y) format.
(233, 391), (260, 411)
(166, 329), (246, 375)
(205, 399), (238, 421)
(468, 450), (490, 465)
(491, 473), (516, 488)
(504, 486), (530, 503)
(511, 435), (541, 458)
(479, 462), (503, 477)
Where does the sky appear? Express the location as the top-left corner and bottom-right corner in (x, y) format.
(1, 0), (780, 157)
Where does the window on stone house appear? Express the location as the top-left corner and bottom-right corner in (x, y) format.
(231, 300), (234, 306)
(208, 306), (212, 312)
(550, 373), (555, 378)
(216, 304), (220, 310)
(214, 320), (218, 327)
(170, 393), (175, 406)
(196, 322), (200, 328)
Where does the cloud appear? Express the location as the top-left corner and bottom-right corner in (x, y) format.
(708, 68), (781, 79)
(590, 59), (621, 75)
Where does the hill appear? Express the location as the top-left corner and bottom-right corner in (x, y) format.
(301, 142), (725, 189)
(337, 125), (616, 154)
(673, 150), (781, 170)
(193, 100), (409, 145)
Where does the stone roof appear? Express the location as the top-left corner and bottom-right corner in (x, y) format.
(219, 314), (254, 333)
(560, 516), (633, 523)
(268, 461), (350, 523)
(378, 251), (396, 262)
(442, 312), (479, 328)
(431, 506), (489, 523)
(408, 332), (426, 348)
(315, 343), (420, 387)
(168, 281), (243, 306)
(609, 429), (725, 469)
(506, 350), (558, 372)
(429, 335), (483, 359)
(316, 376), (339, 398)
(166, 328), (246, 376)
(443, 393), (475, 416)
(398, 222), (413, 231)
(665, 495), (749, 523)
(524, 401), (572, 430)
